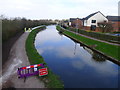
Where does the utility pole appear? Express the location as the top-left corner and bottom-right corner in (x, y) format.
(76, 18), (79, 34)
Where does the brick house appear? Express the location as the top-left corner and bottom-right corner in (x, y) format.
(69, 18), (83, 29)
(82, 11), (108, 31)
(60, 20), (69, 27)
(106, 16), (120, 32)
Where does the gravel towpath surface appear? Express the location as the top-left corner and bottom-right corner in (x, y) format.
(0, 32), (45, 89)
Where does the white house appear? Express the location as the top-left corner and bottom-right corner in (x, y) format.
(83, 11), (108, 30)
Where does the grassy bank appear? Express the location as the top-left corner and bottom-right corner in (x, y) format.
(26, 26), (64, 88)
(56, 26), (120, 61)
(63, 26), (120, 43)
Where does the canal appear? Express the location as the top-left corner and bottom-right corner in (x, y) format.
(35, 25), (119, 88)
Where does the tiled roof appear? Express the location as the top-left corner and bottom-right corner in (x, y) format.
(69, 18), (82, 22)
(106, 16), (120, 21)
(70, 18), (77, 22)
(83, 11), (99, 20)
(83, 11), (107, 20)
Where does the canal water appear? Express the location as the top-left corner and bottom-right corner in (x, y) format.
(35, 25), (119, 88)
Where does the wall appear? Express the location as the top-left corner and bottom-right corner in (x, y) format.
(71, 19), (83, 29)
(86, 12), (108, 27)
(82, 26), (90, 30)
(111, 21), (120, 32)
(82, 26), (100, 32)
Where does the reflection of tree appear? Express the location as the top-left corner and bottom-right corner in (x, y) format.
(58, 31), (63, 35)
(83, 46), (93, 55)
(80, 43), (85, 49)
(58, 31), (63, 36)
(82, 45), (106, 62)
(58, 32), (63, 40)
(92, 52), (106, 62)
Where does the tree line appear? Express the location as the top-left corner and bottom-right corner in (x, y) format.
(1, 15), (56, 42)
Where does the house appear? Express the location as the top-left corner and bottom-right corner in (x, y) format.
(69, 18), (78, 26)
(54, 19), (61, 25)
(60, 20), (69, 28)
(82, 11), (108, 31)
(69, 18), (83, 29)
(106, 16), (120, 32)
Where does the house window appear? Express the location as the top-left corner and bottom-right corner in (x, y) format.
(91, 20), (96, 23)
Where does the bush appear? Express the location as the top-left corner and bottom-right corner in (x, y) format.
(1, 16), (56, 42)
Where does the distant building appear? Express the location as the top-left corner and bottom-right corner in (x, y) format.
(54, 19), (61, 25)
(82, 11), (108, 31)
(60, 20), (69, 28)
(69, 18), (76, 26)
(106, 16), (120, 32)
(67, 11), (120, 32)
(69, 18), (83, 29)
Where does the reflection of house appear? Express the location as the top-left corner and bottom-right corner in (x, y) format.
(69, 18), (83, 29)
(82, 11), (108, 31)
(106, 16), (120, 32)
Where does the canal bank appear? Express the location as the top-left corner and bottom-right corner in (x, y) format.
(1, 29), (45, 89)
(35, 25), (118, 88)
(25, 26), (64, 88)
(56, 25), (120, 65)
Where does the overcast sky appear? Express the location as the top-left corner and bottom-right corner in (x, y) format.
(0, 0), (119, 20)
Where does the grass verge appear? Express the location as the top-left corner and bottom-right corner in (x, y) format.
(26, 26), (64, 88)
(56, 25), (120, 61)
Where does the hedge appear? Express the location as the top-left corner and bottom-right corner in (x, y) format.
(66, 27), (120, 43)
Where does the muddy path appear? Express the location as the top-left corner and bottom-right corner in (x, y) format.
(0, 32), (45, 89)
(2, 31), (24, 66)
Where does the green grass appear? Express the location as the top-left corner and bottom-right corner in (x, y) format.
(26, 26), (64, 88)
(56, 26), (120, 61)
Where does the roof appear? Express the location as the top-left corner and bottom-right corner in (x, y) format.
(69, 18), (83, 22)
(70, 18), (77, 22)
(83, 11), (105, 20)
(63, 20), (69, 23)
(106, 16), (120, 22)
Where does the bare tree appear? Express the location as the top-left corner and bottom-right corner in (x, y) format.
(98, 22), (113, 33)
(2, 15), (55, 42)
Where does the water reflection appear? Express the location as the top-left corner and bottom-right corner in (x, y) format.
(35, 26), (62, 45)
(83, 46), (93, 55)
(35, 25), (118, 88)
(92, 52), (106, 62)
(74, 42), (77, 55)
(58, 32), (64, 41)
(58, 31), (63, 36)
(83, 46), (106, 62)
